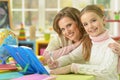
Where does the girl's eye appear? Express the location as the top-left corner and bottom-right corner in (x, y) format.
(92, 19), (96, 22)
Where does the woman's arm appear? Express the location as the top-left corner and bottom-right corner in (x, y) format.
(108, 42), (120, 55)
(43, 40), (81, 60)
(47, 43), (84, 69)
(108, 41), (120, 73)
(43, 35), (81, 63)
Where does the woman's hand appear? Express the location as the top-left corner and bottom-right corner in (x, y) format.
(108, 42), (120, 55)
(47, 59), (59, 69)
(50, 65), (71, 75)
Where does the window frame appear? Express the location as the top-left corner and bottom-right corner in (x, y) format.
(11, 0), (118, 37)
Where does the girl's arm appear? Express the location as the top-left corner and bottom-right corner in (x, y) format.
(50, 47), (118, 77)
(56, 44), (84, 67)
(71, 48), (118, 76)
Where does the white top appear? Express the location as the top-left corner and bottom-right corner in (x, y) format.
(57, 38), (119, 80)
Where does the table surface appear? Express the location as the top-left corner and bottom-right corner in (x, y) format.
(54, 74), (95, 80)
(45, 66), (95, 80)
(0, 72), (96, 80)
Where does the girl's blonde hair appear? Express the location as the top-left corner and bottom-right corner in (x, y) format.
(80, 5), (105, 60)
(80, 5), (104, 19)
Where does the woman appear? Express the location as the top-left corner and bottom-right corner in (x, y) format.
(43, 7), (92, 65)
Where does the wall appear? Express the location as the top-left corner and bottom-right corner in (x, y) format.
(110, 0), (120, 37)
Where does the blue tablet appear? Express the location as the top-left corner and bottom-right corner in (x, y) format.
(3, 44), (49, 75)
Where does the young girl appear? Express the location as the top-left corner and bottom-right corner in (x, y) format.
(48, 5), (119, 80)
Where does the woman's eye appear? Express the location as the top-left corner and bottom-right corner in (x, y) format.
(60, 28), (65, 32)
(83, 23), (87, 27)
(67, 24), (72, 27)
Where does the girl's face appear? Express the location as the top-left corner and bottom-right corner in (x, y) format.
(58, 17), (81, 42)
(81, 12), (106, 37)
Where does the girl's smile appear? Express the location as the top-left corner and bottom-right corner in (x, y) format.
(81, 12), (106, 37)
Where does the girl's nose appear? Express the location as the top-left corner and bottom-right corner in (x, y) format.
(88, 23), (93, 29)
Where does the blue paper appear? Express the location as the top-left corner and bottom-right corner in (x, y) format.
(0, 72), (23, 80)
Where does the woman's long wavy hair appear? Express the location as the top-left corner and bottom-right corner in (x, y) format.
(53, 7), (92, 61)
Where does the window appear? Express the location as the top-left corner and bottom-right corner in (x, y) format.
(11, 0), (39, 37)
(11, 0), (119, 37)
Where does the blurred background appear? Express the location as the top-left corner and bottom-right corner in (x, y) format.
(9, 0), (120, 39)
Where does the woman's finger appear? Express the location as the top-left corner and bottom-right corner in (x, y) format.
(47, 59), (58, 69)
(109, 43), (120, 54)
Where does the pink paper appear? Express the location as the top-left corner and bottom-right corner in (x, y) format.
(12, 74), (56, 80)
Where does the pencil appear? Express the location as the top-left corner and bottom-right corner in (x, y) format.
(49, 52), (54, 61)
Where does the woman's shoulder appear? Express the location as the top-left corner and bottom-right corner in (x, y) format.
(108, 37), (117, 43)
(51, 34), (72, 45)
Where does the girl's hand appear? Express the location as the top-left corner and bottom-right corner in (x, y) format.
(108, 42), (120, 55)
(50, 65), (71, 75)
(47, 59), (59, 69)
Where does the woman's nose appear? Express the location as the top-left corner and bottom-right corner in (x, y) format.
(64, 28), (70, 34)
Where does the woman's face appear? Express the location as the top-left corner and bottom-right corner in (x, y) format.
(81, 12), (105, 37)
(58, 17), (81, 42)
